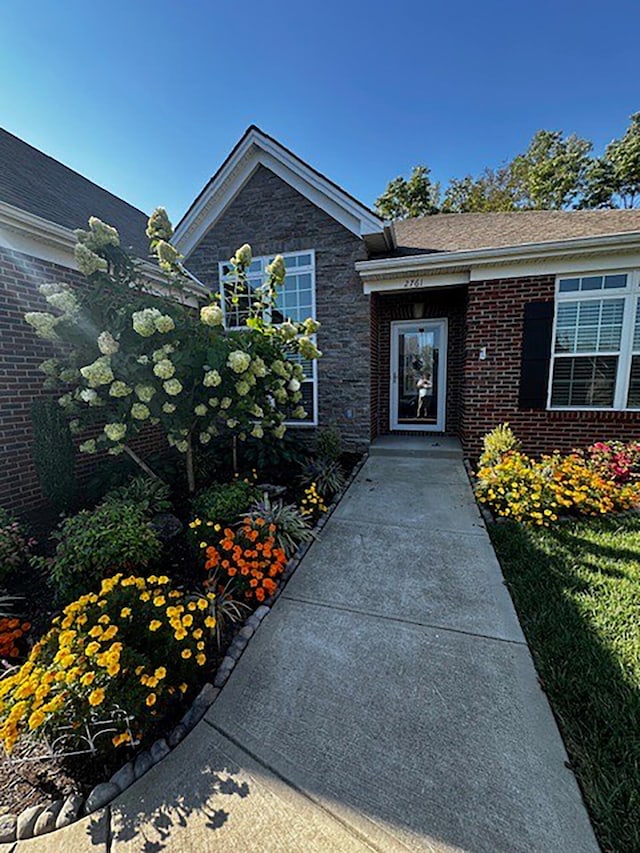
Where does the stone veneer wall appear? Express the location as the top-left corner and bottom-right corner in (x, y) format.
(185, 164), (371, 449)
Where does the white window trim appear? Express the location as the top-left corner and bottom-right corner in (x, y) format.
(217, 249), (318, 427)
(547, 268), (640, 411)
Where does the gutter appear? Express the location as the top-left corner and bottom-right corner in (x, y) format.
(355, 231), (640, 275)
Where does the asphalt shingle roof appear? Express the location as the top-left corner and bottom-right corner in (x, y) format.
(390, 210), (640, 256)
(0, 128), (149, 257)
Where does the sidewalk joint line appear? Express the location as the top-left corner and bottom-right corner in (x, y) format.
(204, 720), (393, 853)
(279, 595), (527, 647)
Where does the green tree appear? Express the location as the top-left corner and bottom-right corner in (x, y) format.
(374, 165), (440, 220)
(25, 213), (321, 493)
(582, 112), (640, 209)
(442, 166), (518, 213)
(510, 129), (592, 209)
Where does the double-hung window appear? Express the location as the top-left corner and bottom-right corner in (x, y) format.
(218, 250), (317, 425)
(549, 271), (640, 410)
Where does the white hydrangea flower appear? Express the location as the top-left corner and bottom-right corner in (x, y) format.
(156, 240), (180, 271)
(87, 217), (120, 248)
(153, 359), (175, 379)
(266, 255), (285, 282)
(38, 358), (60, 378)
(199, 432), (211, 445)
(79, 388), (98, 404)
(200, 304), (224, 327)
(146, 208), (173, 242)
(109, 381), (132, 398)
(58, 393), (75, 410)
(68, 419), (82, 435)
(45, 287), (79, 315)
(227, 350), (251, 374)
(271, 360), (289, 379)
(251, 357), (267, 378)
(75, 242), (108, 276)
(220, 397), (231, 410)
(235, 381), (250, 396)
(25, 312), (59, 340)
(280, 321), (297, 341)
(291, 391), (303, 403)
(108, 444), (125, 456)
(104, 423), (127, 442)
(303, 318), (320, 335)
(292, 406), (307, 419)
(208, 398), (219, 407)
(59, 367), (80, 383)
(154, 314), (175, 334)
(97, 331), (119, 355)
(137, 355), (149, 365)
(80, 356), (114, 388)
(251, 424), (264, 439)
(252, 404), (264, 418)
(203, 369), (222, 387)
(175, 440), (189, 453)
(288, 378), (301, 392)
(226, 418), (238, 429)
(79, 438), (98, 454)
(233, 244), (252, 267)
(135, 385), (155, 402)
(274, 387), (288, 404)
(162, 402), (176, 413)
(194, 404), (207, 416)
(132, 307), (162, 337)
(273, 424), (286, 439)
(39, 283), (63, 298)
(298, 336), (322, 360)
(131, 403), (150, 420)
(163, 379), (183, 396)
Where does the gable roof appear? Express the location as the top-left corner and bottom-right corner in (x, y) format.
(386, 209), (640, 257)
(174, 126), (386, 257)
(0, 127), (149, 257)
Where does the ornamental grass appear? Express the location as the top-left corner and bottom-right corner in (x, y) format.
(0, 574), (216, 755)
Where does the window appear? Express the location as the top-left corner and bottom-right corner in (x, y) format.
(549, 271), (640, 409)
(218, 251), (317, 425)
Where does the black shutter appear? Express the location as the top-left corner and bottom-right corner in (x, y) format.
(518, 301), (554, 409)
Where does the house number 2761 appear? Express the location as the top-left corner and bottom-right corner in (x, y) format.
(403, 279), (424, 288)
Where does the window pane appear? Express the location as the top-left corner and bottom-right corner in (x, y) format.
(627, 356), (640, 407)
(551, 356), (617, 407)
(604, 274), (627, 289)
(559, 278), (579, 292)
(554, 298), (624, 354)
(633, 298), (640, 351)
(581, 276), (603, 291)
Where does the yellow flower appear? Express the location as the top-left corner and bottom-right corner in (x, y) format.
(174, 628), (187, 641)
(181, 648), (192, 659)
(120, 607), (132, 618)
(154, 667), (166, 680)
(197, 599), (208, 611)
(199, 542), (207, 549)
(196, 653), (206, 666)
(98, 614), (110, 625)
(157, 575), (169, 585)
(112, 731), (130, 747)
(85, 641), (100, 656)
(89, 688), (105, 707)
(149, 620), (162, 632)
(179, 683), (188, 693)
(182, 614), (193, 627)
(81, 671), (96, 686)
(204, 616), (216, 629)
(153, 596), (166, 607)
(193, 628), (203, 640)
(88, 625), (103, 638)
(146, 693), (157, 707)
(102, 625), (118, 642)
(140, 591), (151, 602)
(187, 602), (197, 612)
(28, 709), (46, 730)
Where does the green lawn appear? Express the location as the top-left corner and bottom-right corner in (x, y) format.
(490, 516), (640, 853)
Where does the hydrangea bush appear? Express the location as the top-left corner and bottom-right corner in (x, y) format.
(0, 574), (215, 754)
(25, 210), (322, 491)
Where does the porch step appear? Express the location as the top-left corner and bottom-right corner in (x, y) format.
(369, 435), (463, 459)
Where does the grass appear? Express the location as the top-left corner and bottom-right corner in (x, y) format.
(490, 515), (640, 853)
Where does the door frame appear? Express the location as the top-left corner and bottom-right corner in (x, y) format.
(389, 318), (448, 432)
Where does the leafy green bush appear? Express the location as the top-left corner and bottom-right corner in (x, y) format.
(31, 398), (77, 512)
(0, 509), (35, 585)
(300, 457), (346, 500)
(478, 422), (520, 468)
(0, 574), (215, 755)
(316, 425), (342, 462)
(191, 480), (260, 529)
(39, 502), (162, 600)
(239, 431), (308, 475)
(102, 476), (171, 516)
(247, 493), (314, 556)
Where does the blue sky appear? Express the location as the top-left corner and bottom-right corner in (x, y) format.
(1, 0), (639, 223)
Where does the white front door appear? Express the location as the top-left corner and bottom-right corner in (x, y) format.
(390, 319), (447, 432)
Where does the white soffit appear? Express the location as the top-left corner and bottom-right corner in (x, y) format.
(173, 128), (385, 258)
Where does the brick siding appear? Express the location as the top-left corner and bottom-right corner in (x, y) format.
(0, 246), (165, 513)
(185, 164), (371, 450)
(462, 274), (640, 459)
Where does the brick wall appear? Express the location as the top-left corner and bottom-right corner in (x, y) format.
(373, 288), (466, 437)
(185, 164), (371, 449)
(0, 246), (165, 513)
(462, 274), (640, 459)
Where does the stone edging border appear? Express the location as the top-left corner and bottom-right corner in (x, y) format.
(0, 453), (368, 843)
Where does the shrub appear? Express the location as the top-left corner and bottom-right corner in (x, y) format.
(299, 482), (328, 524)
(102, 476), (171, 516)
(316, 425), (342, 462)
(479, 422), (520, 468)
(0, 618), (31, 660)
(0, 574), (215, 755)
(0, 509), (35, 585)
(41, 502), (162, 600)
(586, 440), (640, 484)
(300, 457), (345, 500)
(31, 399), (77, 513)
(204, 519), (287, 604)
(239, 431), (309, 475)
(191, 480), (260, 530)
(247, 494), (314, 557)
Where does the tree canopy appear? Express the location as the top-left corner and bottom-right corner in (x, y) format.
(375, 112), (639, 219)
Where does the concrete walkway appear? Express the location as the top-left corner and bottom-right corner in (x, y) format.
(14, 455), (599, 852)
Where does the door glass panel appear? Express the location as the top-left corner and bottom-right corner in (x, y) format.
(396, 325), (440, 425)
